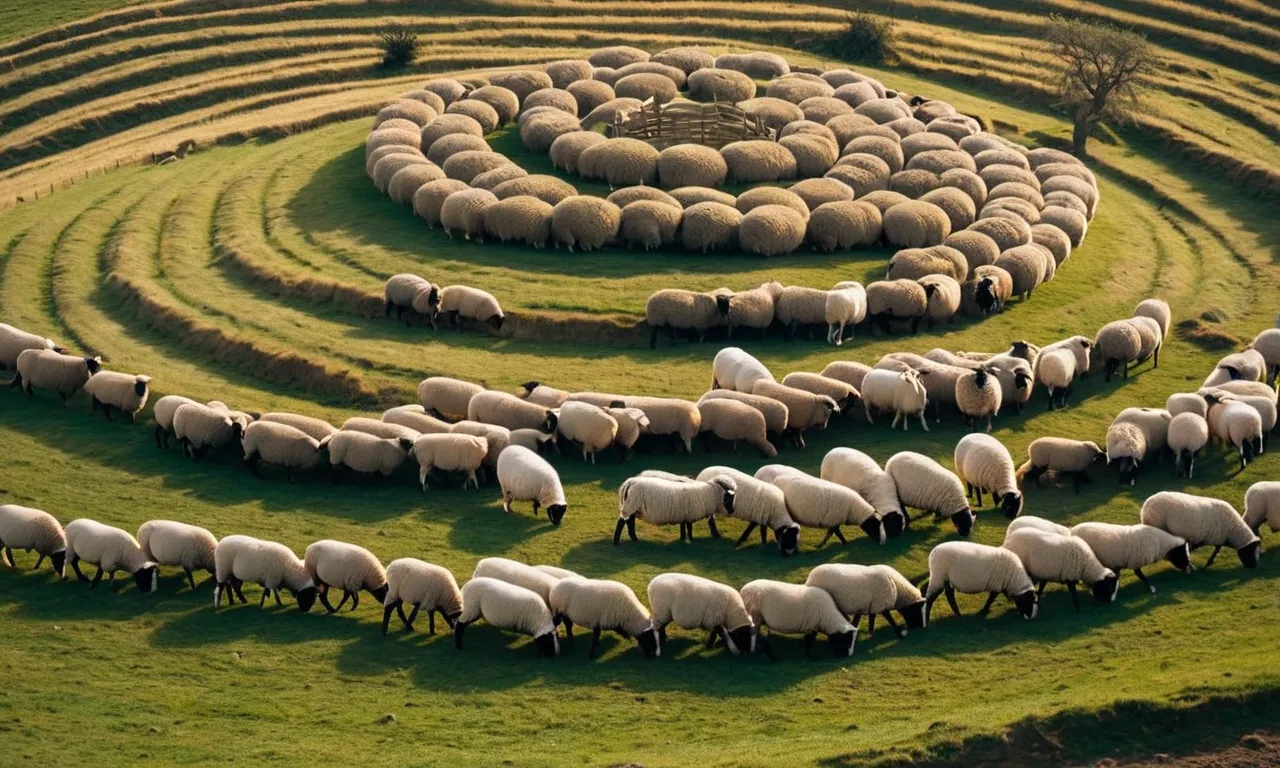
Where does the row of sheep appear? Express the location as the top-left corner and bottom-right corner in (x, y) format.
(1103, 328), (1280, 483)
(4, 482), (1273, 658)
(382, 275), (504, 331)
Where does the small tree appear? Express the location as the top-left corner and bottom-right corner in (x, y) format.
(831, 11), (898, 65)
(1046, 15), (1155, 157)
(378, 26), (418, 68)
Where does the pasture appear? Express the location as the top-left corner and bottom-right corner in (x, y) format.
(0, 0), (1278, 766)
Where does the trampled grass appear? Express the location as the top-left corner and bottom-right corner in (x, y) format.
(1, 0), (1279, 765)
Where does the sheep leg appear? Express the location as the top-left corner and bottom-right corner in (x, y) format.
(588, 627), (602, 659)
(974, 486), (984, 507)
(978, 592), (999, 614)
(612, 518), (628, 545)
(244, 453), (262, 478)
(1133, 568), (1157, 594)
(381, 600), (400, 635)
(882, 611), (905, 638)
(333, 590), (352, 612)
(627, 517), (637, 542)
(352, 591), (361, 611)
(318, 587), (338, 613)
(891, 412), (902, 430)
(1066, 581), (1080, 614)
(817, 528), (835, 547)
(453, 621), (468, 650)
(759, 633), (779, 661)
(802, 632), (816, 656)
(102, 403), (113, 422)
(918, 412), (929, 432)
(89, 566), (104, 590)
(33, 552), (45, 570)
(705, 630), (718, 649)
(232, 581), (248, 604)
(273, 590), (283, 607)
(965, 482), (974, 500)
(1037, 581), (1047, 597)
(867, 613), (876, 636)
(259, 588), (270, 608)
(183, 567), (196, 591)
(832, 527), (848, 545)
(1205, 545), (1222, 568)
(760, 526), (769, 545)
(153, 425), (164, 449)
(735, 522), (758, 546)
(707, 518), (721, 538)
(1, 546), (12, 568)
(502, 491), (513, 514)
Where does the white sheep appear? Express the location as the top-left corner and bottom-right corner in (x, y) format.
(711, 346), (775, 392)
(241, 421), (326, 481)
(1070, 522), (1193, 594)
(924, 541), (1038, 620)
(496, 444), (567, 524)
(64, 519), (158, 593)
(1244, 481), (1280, 536)
(304, 539), (389, 613)
(1166, 392), (1208, 418)
(472, 557), (560, 606)
(534, 564), (581, 580)
(861, 367), (929, 431)
(0, 323), (62, 370)
(955, 364), (1002, 430)
(453, 577), (559, 657)
(1110, 407), (1172, 483)
(606, 404), (650, 460)
(381, 558), (462, 635)
(468, 390), (559, 433)
(1002, 528), (1118, 612)
(82, 371), (152, 423)
(340, 417), (420, 442)
(1168, 412), (1209, 479)
(615, 472), (736, 544)
(410, 433), (489, 490)
(0, 504), (67, 575)
(1007, 516), (1073, 538)
(1140, 491), (1260, 569)
(1038, 335), (1092, 378)
(697, 390), (790, 437)
(805, 563), (927, 637)
(747, 380), (839, 447)
(1036, 348), (1076, 409)
(954, 433), (1023, 518)
(1015, 437), (1106, 492)
(647, 573), (755, 654)
(519, 381), (570, 407)
(826, 280), (867, 345)
(779, 372), (861, 416)
(556, 400), (618, 463)
(258, 412), (337, 441)
(213, 534), (317, 611)
(820, 447), (906, 537)
(12, 350), (101, 402)
(565, 392), (704, 454)
(1247, 328), (1280, 385)
(137, 520), (217, 591)
(1204, 393), (1264, 470)
(549, 576), (660, 658)
(173, 402), (248, 458)
(695, 465), (800, 555)
(152, 394), (200, 449)
(770, 471), (885, 546)
(417, 376), (484, 421)
(739, 580), (857, 659)
(1203, 350), (1267, 387)
(884, 451), (975, 536)
(323, 430), (414, 478)
(697, 397), (777, 458)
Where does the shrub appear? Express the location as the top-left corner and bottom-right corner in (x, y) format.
(378, 27), (418, 68)
(831, 11), (897, 65)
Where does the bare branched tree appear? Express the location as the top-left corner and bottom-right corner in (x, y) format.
(1047, 15), (1156, 156)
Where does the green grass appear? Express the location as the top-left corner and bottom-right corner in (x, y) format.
(0, 0), (137, 43)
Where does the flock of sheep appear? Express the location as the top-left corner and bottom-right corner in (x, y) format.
(2, 300), (1278, 657)
(365, 46), (1094, 346)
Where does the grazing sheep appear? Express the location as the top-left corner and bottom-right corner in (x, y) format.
(698, 390), (789, 438)
(1204, 393), (1264, 469)
(604, 405), (649, 461)
(820, 361), (874, 393)
(919, 274), (961, 327)
(687, 67), (757, 103)
(820, 448), (906, 537)
(550, 576), (659, 658)
(1036, 348), (1077, 410)
(1247, 328), (1280, 385)
(645, 289), (730, 348)
(716, 281), (782, 340)
(64, 519), (158, 593)
(860, 367), (929, 431)
(696, 465), (799, 555)
(886, 246), (967, 282)
(381, 558), (462, 635)
(770, 471), (884, 546)
(80, 371), (151, 423)
(497, 445), (567, 525)
(619, 200), (681, 251)
(439, 287), (505, 332)
(384, 274), (439, 322)
(1070, 522), (1192, 594)
(11, 350), (101, 402)
(1094, 320), (1143, 381)
(449, 420), (513, 470)
(883, 200), (951, 248)
(954, 433), (1023, 518)
(410, 433), (488, 490)
(1204, 351), (1268, 387)
(417, 376), (483, 421)
(740, 580), (857, 659)
(738, 205), (806, 256)
(152, 394), (199, 448)
(676, 201), (741, 253)
(1002, 528), (1118, 612)
(570, 393), (703, 454)
(924, 541), (1038, 620)
(955, 364), (1002, 430)
(1140, 491), (1260, 568)
(824, 281), (868, 345)
(1128, 315), (1164, 371)
(578, 139), (661, 188)
(865, 279), (929, 334)
(468, 390), (557, 433)
(213, 534), (316, 609)
(383, 405), (451, 436)
(779, 372), (860, 416)
(648, 573), (755, 654)
(1168, 412), (1210, 479)
(1166, 392), (1208, 419)
(324, 430), (412, 478)
(0, 323), (62, 370)
(557, 401), (619, 463)
(454, 577), (559, 656)
(885, 451), (974, 535)
(721, 140), (798, 184)
(1244, 482), (1280, 535)
(483, 195), (554, 247)
(615, 472), (736, 544)
(656, 144), (729, 189)
(303, 539), (388, 614)
(993, 245), (1047, 300)
(749, 380), (839, 447)
(518, 382), (569, 408)
(712, 346), (775, 392)
(1017, 438), (1106, 492)
(0, 504), (67, 575)
(472, 557), (560, 608)
(806, 563), (927, 636)
(698, 398), (777, 458)
(173, 402), (249, 458)
(241, 421), (326, 480)
(135, 519), (217, 592)
(807, 200), (882, 254)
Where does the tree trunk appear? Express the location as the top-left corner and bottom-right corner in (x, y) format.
(1072, 116), (1091, 158)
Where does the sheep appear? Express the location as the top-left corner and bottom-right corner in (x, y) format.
(468, 390), (558, 433)
(885, 451), (975, 536)
(820, 360), (874, 392)
(413, 179), (470, 226)
(549, 576), (660, 659)
(136, 520), (217, 591)
(1127, 315), (1164, 371)
(1036, 348), (1077, 410)
(343, 415), (424, 442)
(550, 196), (621, 251)
(241, 421), (326, 481)
(698, 398), (777, 458)
(420, 78), (467, 106)
(454, 577), (559, 657)
(381, 558), (462, 635)
(1247, 328), (1280, 385)
(472, 557), (560, 607)
(737, 205), (806, 256)
(384, 274), (438, 323)
(717, 281), (782, 340)
(886, 246), (966, 282)
(1204, 393), (1264, 469)
(823, 281), (868, 345)
(883, 200), (951, 248)
(1114, 406), (1173, 456)
(770, 471), (884, 546)
(212, 534), (316, 610)
(1070, 522), (1192, 594)
(739, 580), (857, 659)
(779, 372), (860, 416)
(807, 200), (882, 254)
(565, 392), (702, 453)
(720, 139), (798, 184)
(302, 539), (388, 614)
(954, 433), (1023, 519)
(955, 364), (1002, 431)
(415, 376), (482, 421)
(517, 382), (568, 408)
(439, 188), (498, 240)
(496, 444), (566, 525)
(865, 279), (929, 334)
(961, 264), (1013, 316)
(805, 564), (927, 637)
(1039, 335), (1093, 381)
(0, 323), (62, 370)
(482, 195), (555, 247)
(152, 394), (198, 449)
(1016, 437), (1106, 492)
(0, 504), (66, 575)
(992, 245), (1046, 300)
(407, 433), (488, 491)
(1207, 379), (1277, 403)
(64, 519), (158, 593)
(645, 289), (730, 348)
(860, 367), (929, 432)
(749, 380), (839, 447)
(1002, 528), (1119, 612)
(615, 472), (736, 544)
(711, 346), (774, 392)
(1244, 481), (1280, 535)
(695, 466), (799, 555)
(924, 541), (1038, 620)
(172, 402), (246, 458)
(820, 448), (907, 537)
(698, 390), (789, 439)
(383, 405), (451, 436)
(557, 401), (618, 463)
(257, 412), (336, 442)
(1094, 320), (1143, 381)
(773, 285), (832, 339)
(1140, 491), (1261, 568)
(1167, 412), (1210, 479)
(647, 573), (755, 654)
(11, 350), (101, 402)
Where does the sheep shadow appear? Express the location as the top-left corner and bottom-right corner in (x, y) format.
(0, 564), (215, 622)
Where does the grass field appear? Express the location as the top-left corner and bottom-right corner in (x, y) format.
(1, 0), (1278, 765)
